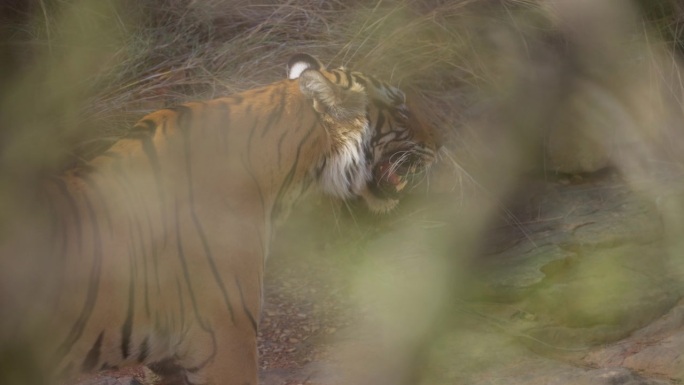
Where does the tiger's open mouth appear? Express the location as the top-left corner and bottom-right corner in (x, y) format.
(370, 152), (427, 199)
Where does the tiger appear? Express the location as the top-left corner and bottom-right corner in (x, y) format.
(0, 53), (437, 385)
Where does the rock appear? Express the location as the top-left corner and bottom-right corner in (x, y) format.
(523, 243), (680, 343)
(478, 243), (575, 300)
(415, 326), (673, 385)
(585, 298), (684, 381)
(623, 338), (684, 381)
(472, 180), (681, 348)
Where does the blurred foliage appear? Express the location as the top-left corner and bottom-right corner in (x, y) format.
(1, 1), (684, 384)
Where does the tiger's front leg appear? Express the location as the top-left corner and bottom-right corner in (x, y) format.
(158, 204), (265, 385)
(170, 324), (258, 385)
(167, 246), (263, 384)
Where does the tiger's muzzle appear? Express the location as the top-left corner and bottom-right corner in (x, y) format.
(370, 149), (433, 199)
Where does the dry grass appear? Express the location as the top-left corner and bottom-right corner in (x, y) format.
(1, 0), (683, 176)
(0, 0), (539, 174)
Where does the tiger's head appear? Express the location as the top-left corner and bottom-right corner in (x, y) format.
(288, 54), (437, 213)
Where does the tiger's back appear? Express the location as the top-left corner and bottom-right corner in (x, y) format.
(0, 54), (436, 385)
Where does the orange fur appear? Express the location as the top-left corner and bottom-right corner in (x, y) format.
(0, 54), (436, 385)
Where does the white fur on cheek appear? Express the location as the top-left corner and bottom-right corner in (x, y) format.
(318, 120), (371, 199)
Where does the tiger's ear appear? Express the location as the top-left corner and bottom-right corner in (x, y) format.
(298, 69), (367, 121)
(287, 53), (325, 80)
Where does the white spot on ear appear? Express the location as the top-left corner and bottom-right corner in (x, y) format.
(288, 62), (311, 80)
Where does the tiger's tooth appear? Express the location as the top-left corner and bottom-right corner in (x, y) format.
(396, 180), (408, 191)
